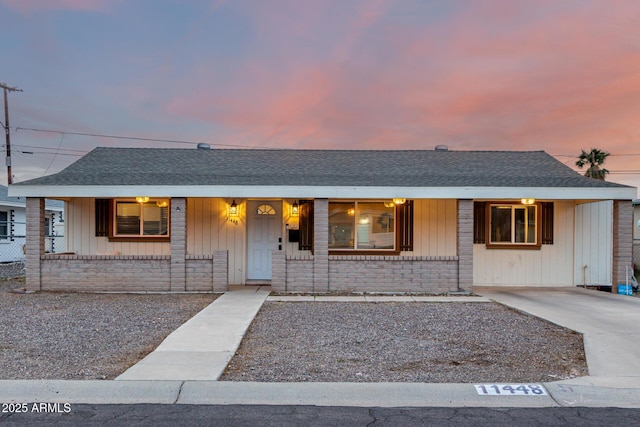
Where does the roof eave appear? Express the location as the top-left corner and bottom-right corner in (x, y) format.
(8, 184), (637, 201)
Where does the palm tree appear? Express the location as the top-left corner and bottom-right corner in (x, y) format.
(576, 148), (610, 180)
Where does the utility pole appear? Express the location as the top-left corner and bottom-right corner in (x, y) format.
(0, 82), (22, 185)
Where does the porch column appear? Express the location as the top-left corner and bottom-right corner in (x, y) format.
(25, 197), (45, 291)
(313, 198), (329, 292)
(170, 197), (187, 292)
(612, 200), (633, 292)
(457, 199), (473, 292)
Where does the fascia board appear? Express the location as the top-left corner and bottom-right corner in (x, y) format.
(8, 185), (638, 201)
(0, 201), (27, 208)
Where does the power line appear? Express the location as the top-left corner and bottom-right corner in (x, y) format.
(10, 144), (88, 154)
(13, 126), (268, 149)
(14, 150), (82, 157)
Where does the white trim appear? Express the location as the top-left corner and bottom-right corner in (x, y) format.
(8, 184), (637, 200)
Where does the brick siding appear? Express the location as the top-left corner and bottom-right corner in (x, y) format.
(280, 255), (459, 293)
(170, 198), (187, 291)
(25, 198), (44, 291)
(40, 255), (171, 292)
(185, 252), (229, 292)
(457, 199), (473, 292)
(313, 199), (329, 292)
(612, 200), (633, 292)
(38, 251), (229, 293)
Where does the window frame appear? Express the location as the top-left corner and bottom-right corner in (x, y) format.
(0, 210), (7, 241)
(110, 199), (171, 241)
(328, 200), (400, 255)
(485, 202), (542, 249)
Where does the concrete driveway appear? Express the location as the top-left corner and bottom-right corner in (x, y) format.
(476, 287), (640, 377)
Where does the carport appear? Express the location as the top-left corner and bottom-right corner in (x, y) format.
(477, 287), (640, 377)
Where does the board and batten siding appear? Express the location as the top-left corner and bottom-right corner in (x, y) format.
(186, 198), (246, 285)
(407, 199), (457, 256)
(574, 200), (612, 286)
(473, 201), (575, 286)
(66, 198), (170, 256)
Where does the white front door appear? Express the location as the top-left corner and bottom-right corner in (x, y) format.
(247, 201), (281, 280)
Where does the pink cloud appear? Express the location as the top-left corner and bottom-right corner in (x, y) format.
(94, 0), (640, 175)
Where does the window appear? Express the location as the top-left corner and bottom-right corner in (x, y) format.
(256, 204), (276, 215)
(0, 211), (7, 240)
(473, 201), (554, 249)
(490, 204), (537, 245)
(329, 201), (395, 250)
(297, 200), (413, 253)
(113, 199), (170, 237)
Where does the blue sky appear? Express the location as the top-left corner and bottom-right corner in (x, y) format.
(1, 0), (639, 194)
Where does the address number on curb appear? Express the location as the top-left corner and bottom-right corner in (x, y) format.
(474, 384), (548, 396)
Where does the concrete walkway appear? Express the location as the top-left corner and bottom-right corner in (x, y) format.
(116, 286), (271, 381)
(116, 288), (490, 381)
(476, 286), (640, 377)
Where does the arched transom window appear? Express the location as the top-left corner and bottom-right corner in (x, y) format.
(256, 204), (276, 215)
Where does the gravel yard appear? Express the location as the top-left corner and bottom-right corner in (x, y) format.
(0, 278), (217, 380)
(221, 301), (588, 383)
(1, 277), (589, 383)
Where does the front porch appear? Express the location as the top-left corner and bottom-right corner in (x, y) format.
(22, 197), (633, 293)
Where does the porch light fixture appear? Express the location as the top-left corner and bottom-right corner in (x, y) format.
(229, 200), (239, 217)
(393, 198), (406, 205)
(291, 201), (300, 217)
(347, 207), (355, 216)
(135, 196), (150, 203)
(384, 201), (395, 208)
(156, 200), (169, 208)
(521, 198), (535, 205)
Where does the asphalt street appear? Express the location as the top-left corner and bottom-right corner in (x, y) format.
(2, 404), (640, 426)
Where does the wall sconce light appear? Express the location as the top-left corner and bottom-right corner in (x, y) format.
(156, 200), (169, 208)
(393, 198), (406, 205)
(384, 201), (395, 208)
(347, 207), (355, 216)
(291, 201), (300, 217)
(229, 200), (239, 217)
(521, 198), (535, 205)
(135, 196), (150, 203)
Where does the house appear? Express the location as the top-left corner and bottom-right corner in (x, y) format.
(634, 199), (640, 240)
(8, 147), (636, 293)
(0, 185), (64, 264)
(634, 199), (639, 273)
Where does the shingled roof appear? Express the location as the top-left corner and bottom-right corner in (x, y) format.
(11, 147), (632, 189)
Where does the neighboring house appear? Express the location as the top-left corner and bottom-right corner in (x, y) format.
(634, 199), (640, 273)
(8, 147), (636, 293)
(0, 185), (64, 263)
(634, 199), (640, 240)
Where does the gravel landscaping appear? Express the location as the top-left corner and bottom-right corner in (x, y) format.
(221, 301), (588, 383)
(0, 278), (217, 380)
(0, 277), (589, 382)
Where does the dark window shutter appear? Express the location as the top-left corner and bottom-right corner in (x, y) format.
(473, 202), (486, 244)
(298, 200), (314, 251)
(541, 202), (554, 244)
(397, 200), (414, 251)
(10, 209), (15, 241)
(95, 199), (111, 237)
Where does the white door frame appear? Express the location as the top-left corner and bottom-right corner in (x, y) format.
(246, 200), (282, 282)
